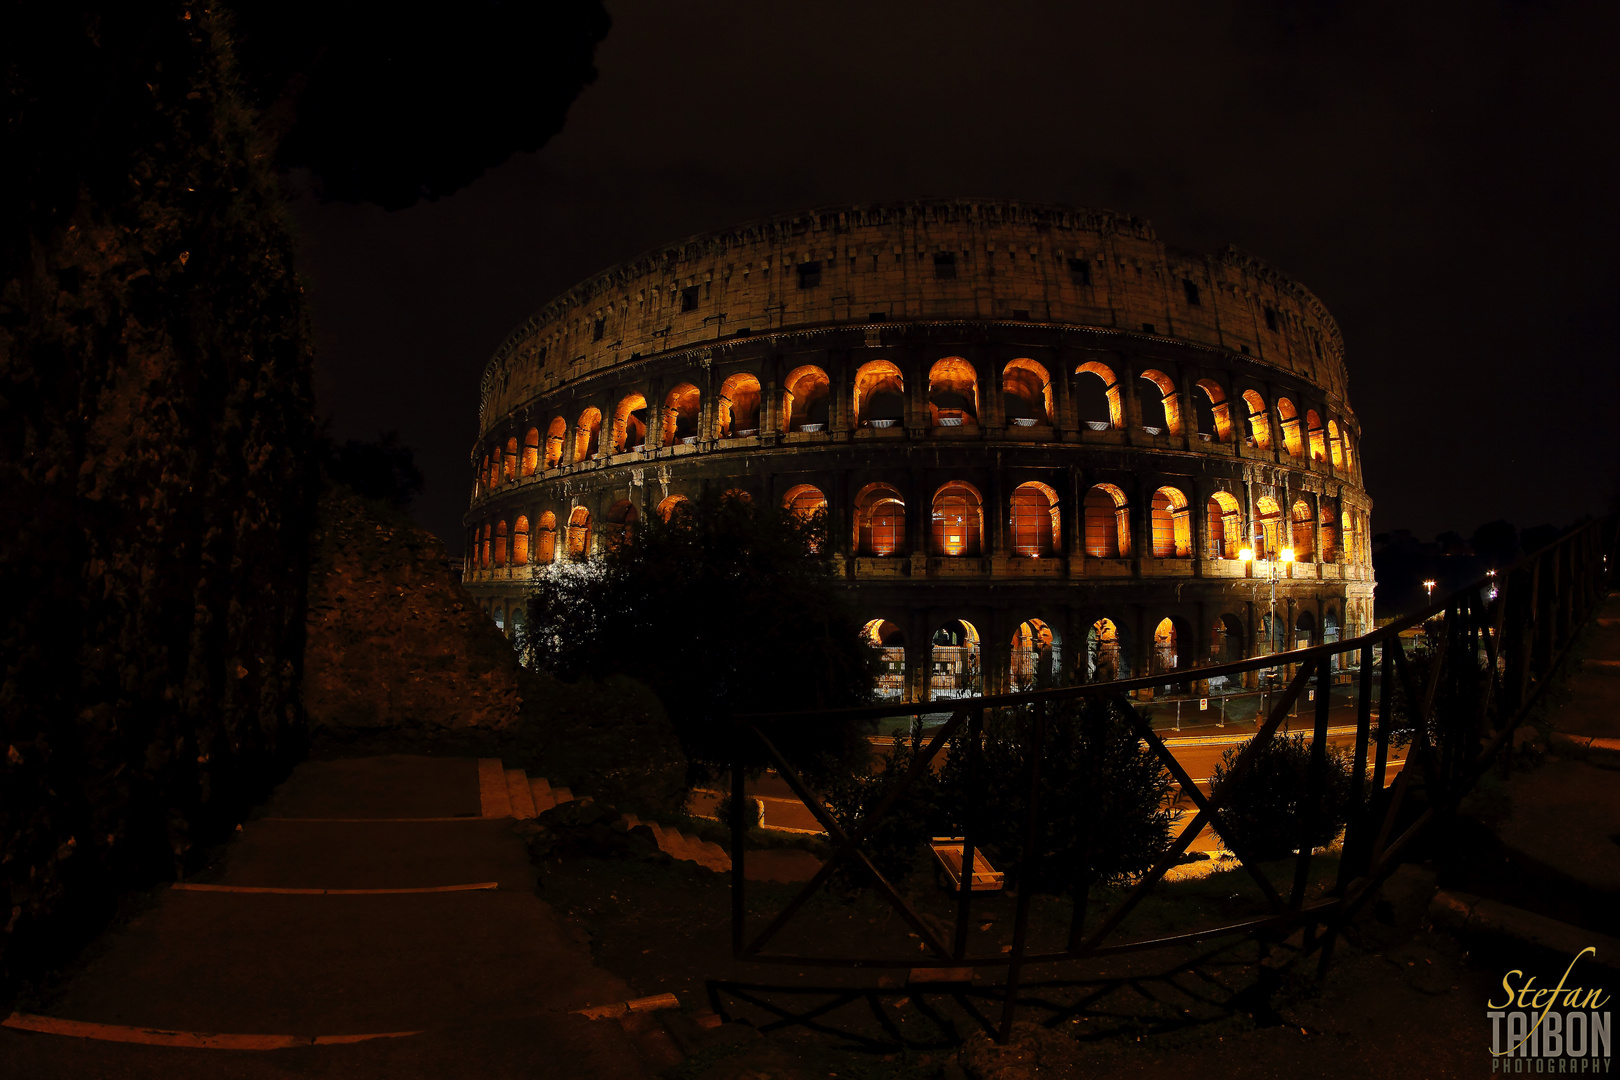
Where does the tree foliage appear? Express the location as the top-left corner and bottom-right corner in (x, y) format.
(229, 0), (611, 209)
(1208, 733), (1356, 861)
(523, 493), (880, 779)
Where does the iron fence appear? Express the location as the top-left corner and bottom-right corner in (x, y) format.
(728, 517), (1615, 1041)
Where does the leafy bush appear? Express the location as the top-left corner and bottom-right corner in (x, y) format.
(818, 723), (942, 890)
(1208, 733), (1356, 860)
(522, 492), (881, 782)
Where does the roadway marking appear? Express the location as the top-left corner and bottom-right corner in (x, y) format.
(172, 882), (498, 895)
(1, 1012), (421, 1049)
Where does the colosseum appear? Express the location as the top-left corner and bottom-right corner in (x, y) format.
(462, 200), (1373, 702)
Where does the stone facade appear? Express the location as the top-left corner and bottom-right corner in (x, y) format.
(462, 200), (1373, 700)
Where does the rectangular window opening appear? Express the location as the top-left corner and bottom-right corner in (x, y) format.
(933, 252), (957, 279)
(1141, 322), (1156, 334)
(1067, 257), (1091, 286)
(1183, 279), (1201, 306)
(680, 285), (700, 312)
(796, 261), (822, 289)
(1263, 306), (1278, 331)
(592, 318), (605, 342)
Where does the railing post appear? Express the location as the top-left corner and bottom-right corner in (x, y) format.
(1290, 660), (1331, 914)
(731, 728), (747, 959)
(999, 698), (1045, 1043)
(953, 706), (985, 960)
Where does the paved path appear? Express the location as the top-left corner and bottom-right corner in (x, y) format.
(0, 755), (659, 1079)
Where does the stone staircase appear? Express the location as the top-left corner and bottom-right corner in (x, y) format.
(478, 759), (730, 874)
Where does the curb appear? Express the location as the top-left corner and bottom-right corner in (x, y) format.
(1428, 891), (1620, 972)
(1547, 730), (1620, 768)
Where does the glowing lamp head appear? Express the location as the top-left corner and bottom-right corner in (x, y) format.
(1280, 547), (1295, 564)
(1239, 547), (1255, 563)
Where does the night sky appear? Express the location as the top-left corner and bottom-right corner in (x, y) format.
(287, 0), (1619, 551)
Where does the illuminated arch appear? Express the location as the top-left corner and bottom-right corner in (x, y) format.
(1074, 361), (1123, 430)
(717, 372), (762, 437)
(928, 357), (979, 426)
(1151, 617), (1183, 675)
(1240, 389), (1272, 449)
(1002, 358), (1053, 426)
(782, 484), (828, 520)
(1137, 369), (1182, 435)
(853, 360), (905, 426)
(1083, 483), (1130, 558)
(931, 618), (982, 698)
(573, 407), (602, 462)
(479, 522), (491, 568)
(1291, 499), (1315, 561)
(611, 393), (649, 453)
(513, 515), (530, 566)
(1150, 486), (1192, 557)
(544, 417), (567, 469)
(656, 494), (689, 521)
(662, 383), (701, 444)
(493, 519), (508, 566)
(566, 506), (591, 558)
(1194, 379), (1232, 441)
(1010, 618), (1060, 688)
(1206, 490), (1243, 559)
(522, 428), (540, 476)
(1210, 613), (1245, 665)
(1276, 397), (1303, 457)
(930, 481), (983, 556)
(1255, 495), (1283, 558)
(1306, 409), (1326, 461)
(782, 365), (831, 431)
(536, 511), (557, 564)
(1010, 481), (1060, 557)
(1087, 617), (1131, 681)
(1327, 419), (1344, 468)
(855, 482), (906, 556)
(1320, 497), (1340, 563)
(503, 437), (518, 481)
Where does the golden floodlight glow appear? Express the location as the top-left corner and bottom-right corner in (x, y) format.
(1280, 547), (1295, 563)
(1239, 547), (1255, 562)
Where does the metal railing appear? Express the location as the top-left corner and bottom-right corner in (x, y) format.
(727, 517), (1615, 1041)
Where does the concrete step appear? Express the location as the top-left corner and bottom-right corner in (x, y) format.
(551, 785), (574, 806)
(506, 769), (537, 820)
(477, 758), (512, 818)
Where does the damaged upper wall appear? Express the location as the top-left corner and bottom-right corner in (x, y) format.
(478, 201), (1350, 431)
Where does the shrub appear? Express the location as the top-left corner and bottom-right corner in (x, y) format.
(1208, 732), (1356, 861)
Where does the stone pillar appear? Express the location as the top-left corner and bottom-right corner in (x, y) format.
(984, 609), (1014, 696)
(832, 351), (853, 438)
(987, 461), (1005, 557)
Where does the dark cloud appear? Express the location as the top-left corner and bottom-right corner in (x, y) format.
(288, 0), (1620, 546)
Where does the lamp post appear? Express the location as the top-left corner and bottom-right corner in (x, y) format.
(1240, 541), (1295, 684)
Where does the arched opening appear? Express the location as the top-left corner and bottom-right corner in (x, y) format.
(1210, 613), (1245, 666)
(522, 428), (540, 476)
(656, 494), (689, 521)
(480, 455), (492, 492)
(1151, 617), (1182, 676)
(574, 407), (602, 462)
(931, 619), (981, 698)
(717, 372), (762, 437)
(1324, 609), (1341, 672)
(782, 483), (828, 521)
(509, 607), (526, 655)
(566, 506), (591, 558)
(479, 523), (491, 568)
(1320, 498), (1340, 563)
(493, 520), (508, 567)
(927, 357), (979, 427)
(1011, 619), (1060, 688)
(513, 515), (530, 566)
(1240, 390), (1272, 449)
(1083, 484), (1130, 558)
(1306, 409), (1326, 461)
(853, 360), (905, 427)
(1206, 491), (1243, 559)
(1327, 419), (1344, 468)
(1087, 618), (1131, 682)
(1150, 486), (1192, 558)
(930, 481), (983, 556)
(544, 417), (567, 469)
(783, 365), (831, 432)
(1342, 432), (1355, 471)
(1343, 508), (1358, 565)
(536, 511), (557, 564)
(1010, 481), (1060, 557)
(611, 393), (649, 453)
(855, 483), (906, 556)
(1074, 361), (1122, 430)
(1276, 397), (1303, 456)
(1137, 369), (1182, 435)
(863, 619), (906, 699)
(504, 437), (518, 481)
(605, 500), (637, 548)
(1001, 358), (1052, 427)
(1290, 500), (1315, 561)
(492, 606), (506, 634)
(663, 383), (701, 444)
(1255, 496), (1283, 559)
(1194, 379), (1232, 441)
(1294, 609), (1317, 651)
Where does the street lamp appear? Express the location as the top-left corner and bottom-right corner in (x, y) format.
(1423, 578), (1437, 600)
(1240, 542), (1295, 662)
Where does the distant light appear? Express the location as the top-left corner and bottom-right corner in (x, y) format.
(1239, 547), (1255, 562)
